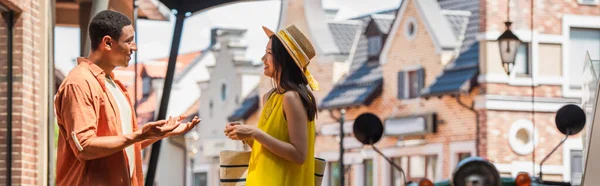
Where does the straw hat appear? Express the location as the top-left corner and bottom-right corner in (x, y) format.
(262, 25), (320, 91)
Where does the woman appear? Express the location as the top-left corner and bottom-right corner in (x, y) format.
(224, 25), (319, 186)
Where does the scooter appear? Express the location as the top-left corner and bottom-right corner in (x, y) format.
(352, 104), (586, 186)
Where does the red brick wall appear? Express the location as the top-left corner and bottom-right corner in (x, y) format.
(484, 83), (563, 97)
(0, 9), (7, 186)
(485, 110), (581, 166)
(0, 0), (44, 185)
(482, 0), (600, 34)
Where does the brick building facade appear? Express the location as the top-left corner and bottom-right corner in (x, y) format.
(228, 0), (600, 186)
(316, 0), (600, 185)
(0, 0), (52, 185)
(0, 0), (166, 185)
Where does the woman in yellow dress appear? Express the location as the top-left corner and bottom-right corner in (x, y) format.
(224, 25), (319, 186)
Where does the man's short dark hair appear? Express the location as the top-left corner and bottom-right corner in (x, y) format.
(89, 10), (132, 51)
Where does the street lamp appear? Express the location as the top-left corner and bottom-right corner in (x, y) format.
(185, 130), (199, 185)
(497, 21), (522, 76)
(497, 0), (522, 76)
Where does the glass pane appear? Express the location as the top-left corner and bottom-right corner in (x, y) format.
(142, 77), (152, 96)
(571, 150), (583, 186)
(426, 155), (438, 181)
(514, 43), (530, 76)
(410, 156), (426, 178)
(569, 28), (600, 90)
(408, 71), (419, 98)
(365, 159), (373, 186)
(330, 162), (341, 186)
(194, 172), (208, 186)
(368, 36), (382, 57)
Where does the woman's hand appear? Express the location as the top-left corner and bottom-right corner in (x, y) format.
(224, 122), (258, 141)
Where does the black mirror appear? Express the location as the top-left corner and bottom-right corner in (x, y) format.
(353, 113), (384, 145)
(353, 113), (408, 185)
(555, 104), (586, 136)
(538, 104), (586, 184)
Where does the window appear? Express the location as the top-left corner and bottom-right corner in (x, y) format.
(578, 0), (599, 5)
(509, 119), (537, 155)
(571, 150), (583, 186)
(457, 152), (471, 163)
(569, 28), (600, 90)
(209, 100), (214, 118)
(391, 157), (404, 186)
(513, 43), (530, 77)
(193, 172), (208, 186)
(221, 83), (227, 101)
(390, 155), (438, 185)
(329, 162), (341, 186)
(398, 68), (425, 99)
(142, 77), (152, 96)
(368, 36), (382, 57)
(364, 159), (374, 186)
(404, 17), (417, 40)
(408, 71), (420, 98)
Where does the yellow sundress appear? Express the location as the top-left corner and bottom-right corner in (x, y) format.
(246, 91), (315, 186)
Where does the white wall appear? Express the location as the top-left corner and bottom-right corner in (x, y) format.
(156, 140), (186, 186)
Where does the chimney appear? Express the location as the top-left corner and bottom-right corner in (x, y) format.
(210, 28), (248, 58)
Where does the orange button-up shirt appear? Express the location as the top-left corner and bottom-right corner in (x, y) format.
(54, 58), (143, 186)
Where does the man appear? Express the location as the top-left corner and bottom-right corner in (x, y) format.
(54, 10), (201, 186)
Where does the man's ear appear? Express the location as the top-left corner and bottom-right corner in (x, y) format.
(101, 35), (113, 50)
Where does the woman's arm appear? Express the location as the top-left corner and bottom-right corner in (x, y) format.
(251, 91), (308, 164)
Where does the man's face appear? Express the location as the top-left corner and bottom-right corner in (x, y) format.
(105, 25), (137, 67)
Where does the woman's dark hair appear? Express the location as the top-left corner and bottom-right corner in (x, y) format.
(270, 35), (317, 121)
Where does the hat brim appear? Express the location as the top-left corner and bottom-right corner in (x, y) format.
(262, 26), (276, 37)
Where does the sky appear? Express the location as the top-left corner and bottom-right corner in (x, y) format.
(54, 0), (401, 73)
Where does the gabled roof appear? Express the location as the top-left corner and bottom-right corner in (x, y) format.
(350, 8), (397, 21)
(421, 0), (481, 97)
(371, 14), (395, 34)
(381, 0), (459, 58)
(228, 89), (260, 122)
(412, 0), (458, 51)
(438, 0), (480, 52)
(320, 13), (396, 110)
(442, 10), (471, 41)
(142, 51), (202, 78)
(328, 20), (362, 55)
(320, 62), (383, 110)
(421, 42), (479, 97)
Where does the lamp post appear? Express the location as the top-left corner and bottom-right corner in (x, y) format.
(185, 130), (200, 186)
(498, 0), (537, 175)
(497, 21), (522, 75)
(497, 0), (522, 76)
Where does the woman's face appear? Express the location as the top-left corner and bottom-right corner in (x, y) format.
(262, 39), (276, 78)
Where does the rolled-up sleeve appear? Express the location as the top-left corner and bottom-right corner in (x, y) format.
(56, 84), (98, 158)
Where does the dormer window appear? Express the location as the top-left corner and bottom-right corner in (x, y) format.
(142, 77), (152, 96)
(368, 36), (382, 58)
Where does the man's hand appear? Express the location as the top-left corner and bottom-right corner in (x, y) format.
(164, 116), (201, 137)
(137, 116), (180, 140)
(140, 115), (202, 149)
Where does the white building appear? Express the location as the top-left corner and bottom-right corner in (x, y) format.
(192, 28), (261, 186)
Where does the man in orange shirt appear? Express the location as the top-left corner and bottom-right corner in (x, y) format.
(54, 10), (201, 186)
